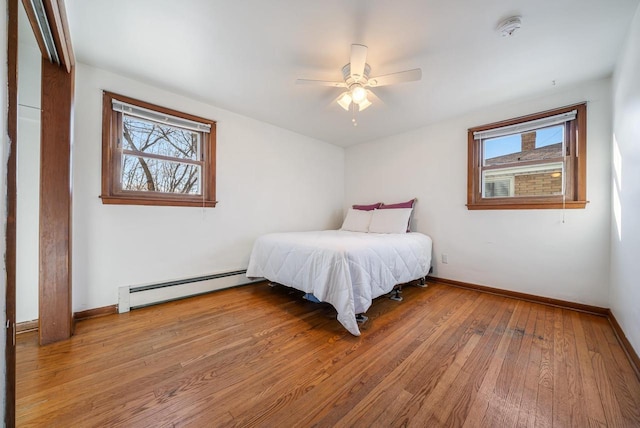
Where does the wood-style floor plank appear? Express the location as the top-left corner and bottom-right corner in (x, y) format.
(438, 294), (514, 427)
(514, 303), (542, 428)
(570, 310), (608, 427)
(16, 281), (640, 427)
(534, 305), (556, 428)
(333, 292), (486, 427)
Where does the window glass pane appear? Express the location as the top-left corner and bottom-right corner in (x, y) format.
(482, 163), (564, 198)
(514, 168), (563, 197)
(481, 124), (565, 198)
(121, 155), (201, 195)
(483, 175), (513, 198)
(483, 124), (564, 167)
(123, 115), (200, 161)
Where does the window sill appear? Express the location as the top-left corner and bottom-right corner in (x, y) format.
(100, 195), (218, 208)
(466, 200), (588, 210)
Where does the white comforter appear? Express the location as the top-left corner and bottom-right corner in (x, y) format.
(246, 230), (433, 336)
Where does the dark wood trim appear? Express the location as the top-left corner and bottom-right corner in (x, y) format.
(104, 91), (216, 125)
(20, 0), (74, 71)
(101, 91), (115, 198)
(575, 101), (587, 202)
(466, 200), (588, 210)
(429, 276), (609, 316)
(468, 103), (585, 133)
(467, 103), (587, 210)
(17, 305), (119, 334)
(6, 1), (19, 424)
(100, 196), (218, 208)
(208, 124), (217, 209)
(73, 305), (119, 322)
(607, 309), (640, 382)
(466, 129), (477, 208)
(41, 0), (74, 71)
(16, 320), (38, 335)
(39, 59), (74, 345)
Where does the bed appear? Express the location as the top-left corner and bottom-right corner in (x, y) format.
(246, 229), (433, 336)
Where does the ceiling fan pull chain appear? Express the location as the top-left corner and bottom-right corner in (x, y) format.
(352, 102), (358, 126)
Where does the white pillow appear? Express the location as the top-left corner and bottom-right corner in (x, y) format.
(340, 208), (373, 232)
(368, 208), (413, 234)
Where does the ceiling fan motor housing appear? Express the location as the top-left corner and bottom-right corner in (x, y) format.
(342, 63), (371, 87)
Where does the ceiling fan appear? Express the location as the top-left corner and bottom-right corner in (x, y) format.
(296, 44), (422, 113)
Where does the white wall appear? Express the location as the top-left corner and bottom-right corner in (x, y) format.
(16, 23), (41, 323)
(71, 63), (344, 313)
(611, 4), (640, 355)
(346, 78), (612, 306)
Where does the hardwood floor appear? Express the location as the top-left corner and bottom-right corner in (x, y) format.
(17, 281), (640, 427)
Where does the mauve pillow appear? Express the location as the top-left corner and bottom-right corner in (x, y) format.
(379, 199), (415, 209)
(352, 202), (382, 211)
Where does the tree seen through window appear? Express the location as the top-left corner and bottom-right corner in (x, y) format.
(121, 116), (202, 195)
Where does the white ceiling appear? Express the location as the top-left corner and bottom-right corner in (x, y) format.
(65, 0), (639, 147)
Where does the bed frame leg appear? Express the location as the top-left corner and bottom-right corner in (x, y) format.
(356, 314), (369, 324)
(415, 276), (428, 288)
(389, 286), (403, 302)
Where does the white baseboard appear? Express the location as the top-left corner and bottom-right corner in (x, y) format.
(118, 269), (262, 313)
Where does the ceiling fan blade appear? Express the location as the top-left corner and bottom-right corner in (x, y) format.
(367, 68), (422, 87)
(296, 79), (346, 88)
(350, 44), (368, 81)
(366, 89), (384, 105)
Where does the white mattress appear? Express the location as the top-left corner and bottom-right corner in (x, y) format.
(246, 230), (433, 336)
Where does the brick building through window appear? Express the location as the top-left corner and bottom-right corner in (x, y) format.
(484, 132), (563, 198)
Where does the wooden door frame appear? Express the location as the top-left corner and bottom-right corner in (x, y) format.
(5, 0), (19, 425)
(39, 58), (74, 345)
(5, 0), (75, 424)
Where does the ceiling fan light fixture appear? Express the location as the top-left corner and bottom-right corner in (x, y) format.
(337, 92), (352, 111)
(357, 98), (372, 111)
(351, 85), (367, 104)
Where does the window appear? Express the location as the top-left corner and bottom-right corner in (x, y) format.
(467, 103), (587, 210)
(101, 92), (217, 207)
(484, 176), (514, 198)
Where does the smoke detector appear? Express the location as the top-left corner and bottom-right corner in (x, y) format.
(497, 16), (522, 37)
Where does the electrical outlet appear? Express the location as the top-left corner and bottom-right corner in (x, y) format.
(442, 254), (448, 264)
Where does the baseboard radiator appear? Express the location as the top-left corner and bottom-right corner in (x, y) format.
(118, 269), (262, 313)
